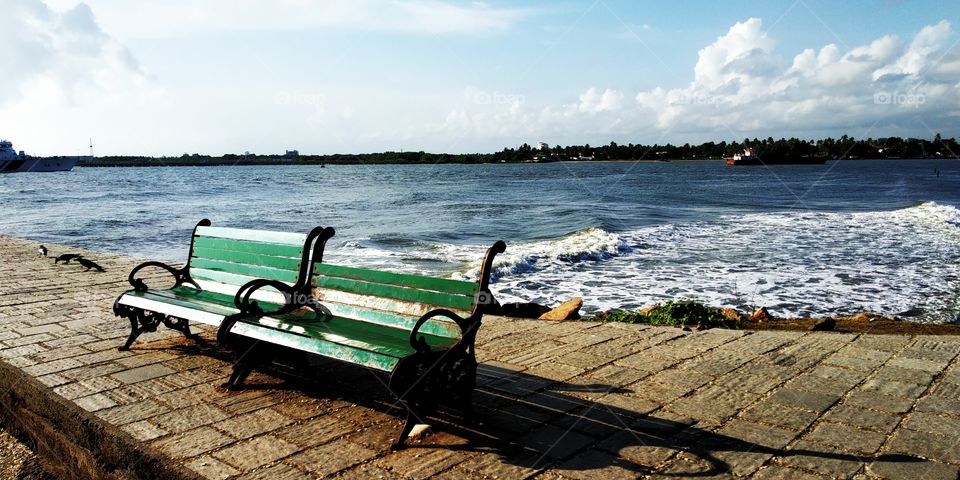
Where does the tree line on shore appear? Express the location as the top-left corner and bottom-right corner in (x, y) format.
(89, 134), (959, 166)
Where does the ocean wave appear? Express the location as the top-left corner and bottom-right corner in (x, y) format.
(490, 202), (960, 323)
(457, 227), (631, 281)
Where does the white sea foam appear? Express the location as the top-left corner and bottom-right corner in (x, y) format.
(490, 202), (960, 323)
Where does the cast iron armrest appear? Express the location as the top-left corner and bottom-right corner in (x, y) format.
(409, 309), (472, 354)
(233, 278), (300, 316)
(127, 261), (197, 291)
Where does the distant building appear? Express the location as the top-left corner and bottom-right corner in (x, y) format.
(284, 149), (299, 160)
(536, 142), (549, 151)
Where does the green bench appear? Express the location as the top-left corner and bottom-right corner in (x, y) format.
(218, 240), (506, 448)
(112, 219), (335, 350)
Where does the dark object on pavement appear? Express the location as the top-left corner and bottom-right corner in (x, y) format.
(53, 253), (82, 264)
(77, 258), (105, 272)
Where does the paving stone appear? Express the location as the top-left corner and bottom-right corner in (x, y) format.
(887, 356), (949, 373)
(707, 422), (797, 477)
(866, 457), (960, 480)
(781, 373), (858, 396)
(913, 394), (960, 417)
(587, 364), (648, 387)
(820, 404), (901, 433)
(752, 464), (831, 479)
(517, 425), (595, 459)
(214, 389), (281, 415)
(336, 462), (404, 480)
(152, 404), (230, 434)
(597, 430), (677, 468)
(111, 364), (175, 384)
(768, 389), (840, 413)
(524, 361), (586, 382)
(718, 420), (797, 449)
(184, 456), (241, 480)
(286, 439), (376, 477)
(455, 452), (547, 479)
(859, 379), (927, 399)
(377, 446), (467, 480)
(151, 426), (235, 459)
(96, 399), (169, 426)
(885, 428), (960, 465)
(553, 448), (646, 480)
(215, 407), (294, 440)
(212, 434), (299, 471)
(931, 380), (960, 401)
(274, 414), (358, 448)
(666, 386), (755, 424)
(902, 411), (960, 437)
(121, 420), (168, 442)
(74, 393), (118, 412)
(775, 439), (864, 478)
(873, 365), (936, 386)
(236, 462), (314, 480)
(843, 391), (916, 414)
(713, 372), (785, 395)
(649, 452), (735, 479)
(802, 422), (886, 454)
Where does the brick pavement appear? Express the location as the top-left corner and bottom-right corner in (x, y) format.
(1, 234), (959, 479)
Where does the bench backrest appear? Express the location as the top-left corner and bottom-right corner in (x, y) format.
(185, 222), (314, 301)
(310, 264), (480, 338)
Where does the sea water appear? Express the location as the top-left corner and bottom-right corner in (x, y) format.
(1, 159), (958, 322)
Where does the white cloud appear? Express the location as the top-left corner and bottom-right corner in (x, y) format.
(630, 18), (960, 136)
(578, 88), (624, 113)
(42, 0), (532, 38)
(0, 0), (144, 106)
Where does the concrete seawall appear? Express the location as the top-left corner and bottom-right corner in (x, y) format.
(1, 234), (959, 479)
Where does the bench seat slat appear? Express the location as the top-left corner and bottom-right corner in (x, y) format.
(190, 258), (300, 283)
(117, 291), (236, 326)
(314, 264), (477, 296)
(191, 236), (304, 259)
(313, 276), (475, 311)
(142, 287), (240, 310)
(190, 268), (284, 288)
(192, 246), (303, 271)
(195, 226), (307, 246)
(232, 316), (458, 372)
(320, 301), (462, 338)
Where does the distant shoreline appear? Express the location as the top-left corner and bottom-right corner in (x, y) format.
(77, 157), (949, 168)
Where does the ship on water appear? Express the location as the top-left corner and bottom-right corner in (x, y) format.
(0, 140), (80, 172)
(725, 147), (828, 166)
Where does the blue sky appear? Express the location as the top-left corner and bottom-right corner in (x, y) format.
(3, 0), (959, 155)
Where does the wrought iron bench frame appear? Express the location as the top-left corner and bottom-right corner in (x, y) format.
(218, 240), (507, 448)
(112, 219), (335, 350)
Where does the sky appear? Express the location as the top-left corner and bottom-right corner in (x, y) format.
(2, 0), (959, 156)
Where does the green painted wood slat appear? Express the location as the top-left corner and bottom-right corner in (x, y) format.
(190, 258), (300, 283)
(191, 236), (304, 259)
(314, 264), (477, 296)
(321, 302), (462, 339)
(192, 246), (302, 271)
(313, 276), (475, 311)
(195, 226), (307, 246)
(190, 268), (287, 288)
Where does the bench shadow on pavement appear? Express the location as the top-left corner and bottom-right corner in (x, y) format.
(158, 341), (924, 477)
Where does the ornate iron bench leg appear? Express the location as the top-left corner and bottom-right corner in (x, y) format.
(162, 317), (194, 340)
(114, 305), (159, 351)
(223, 340), (270, 390)
(119, 315), (142, 351)
(393, 410), (418, 450)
